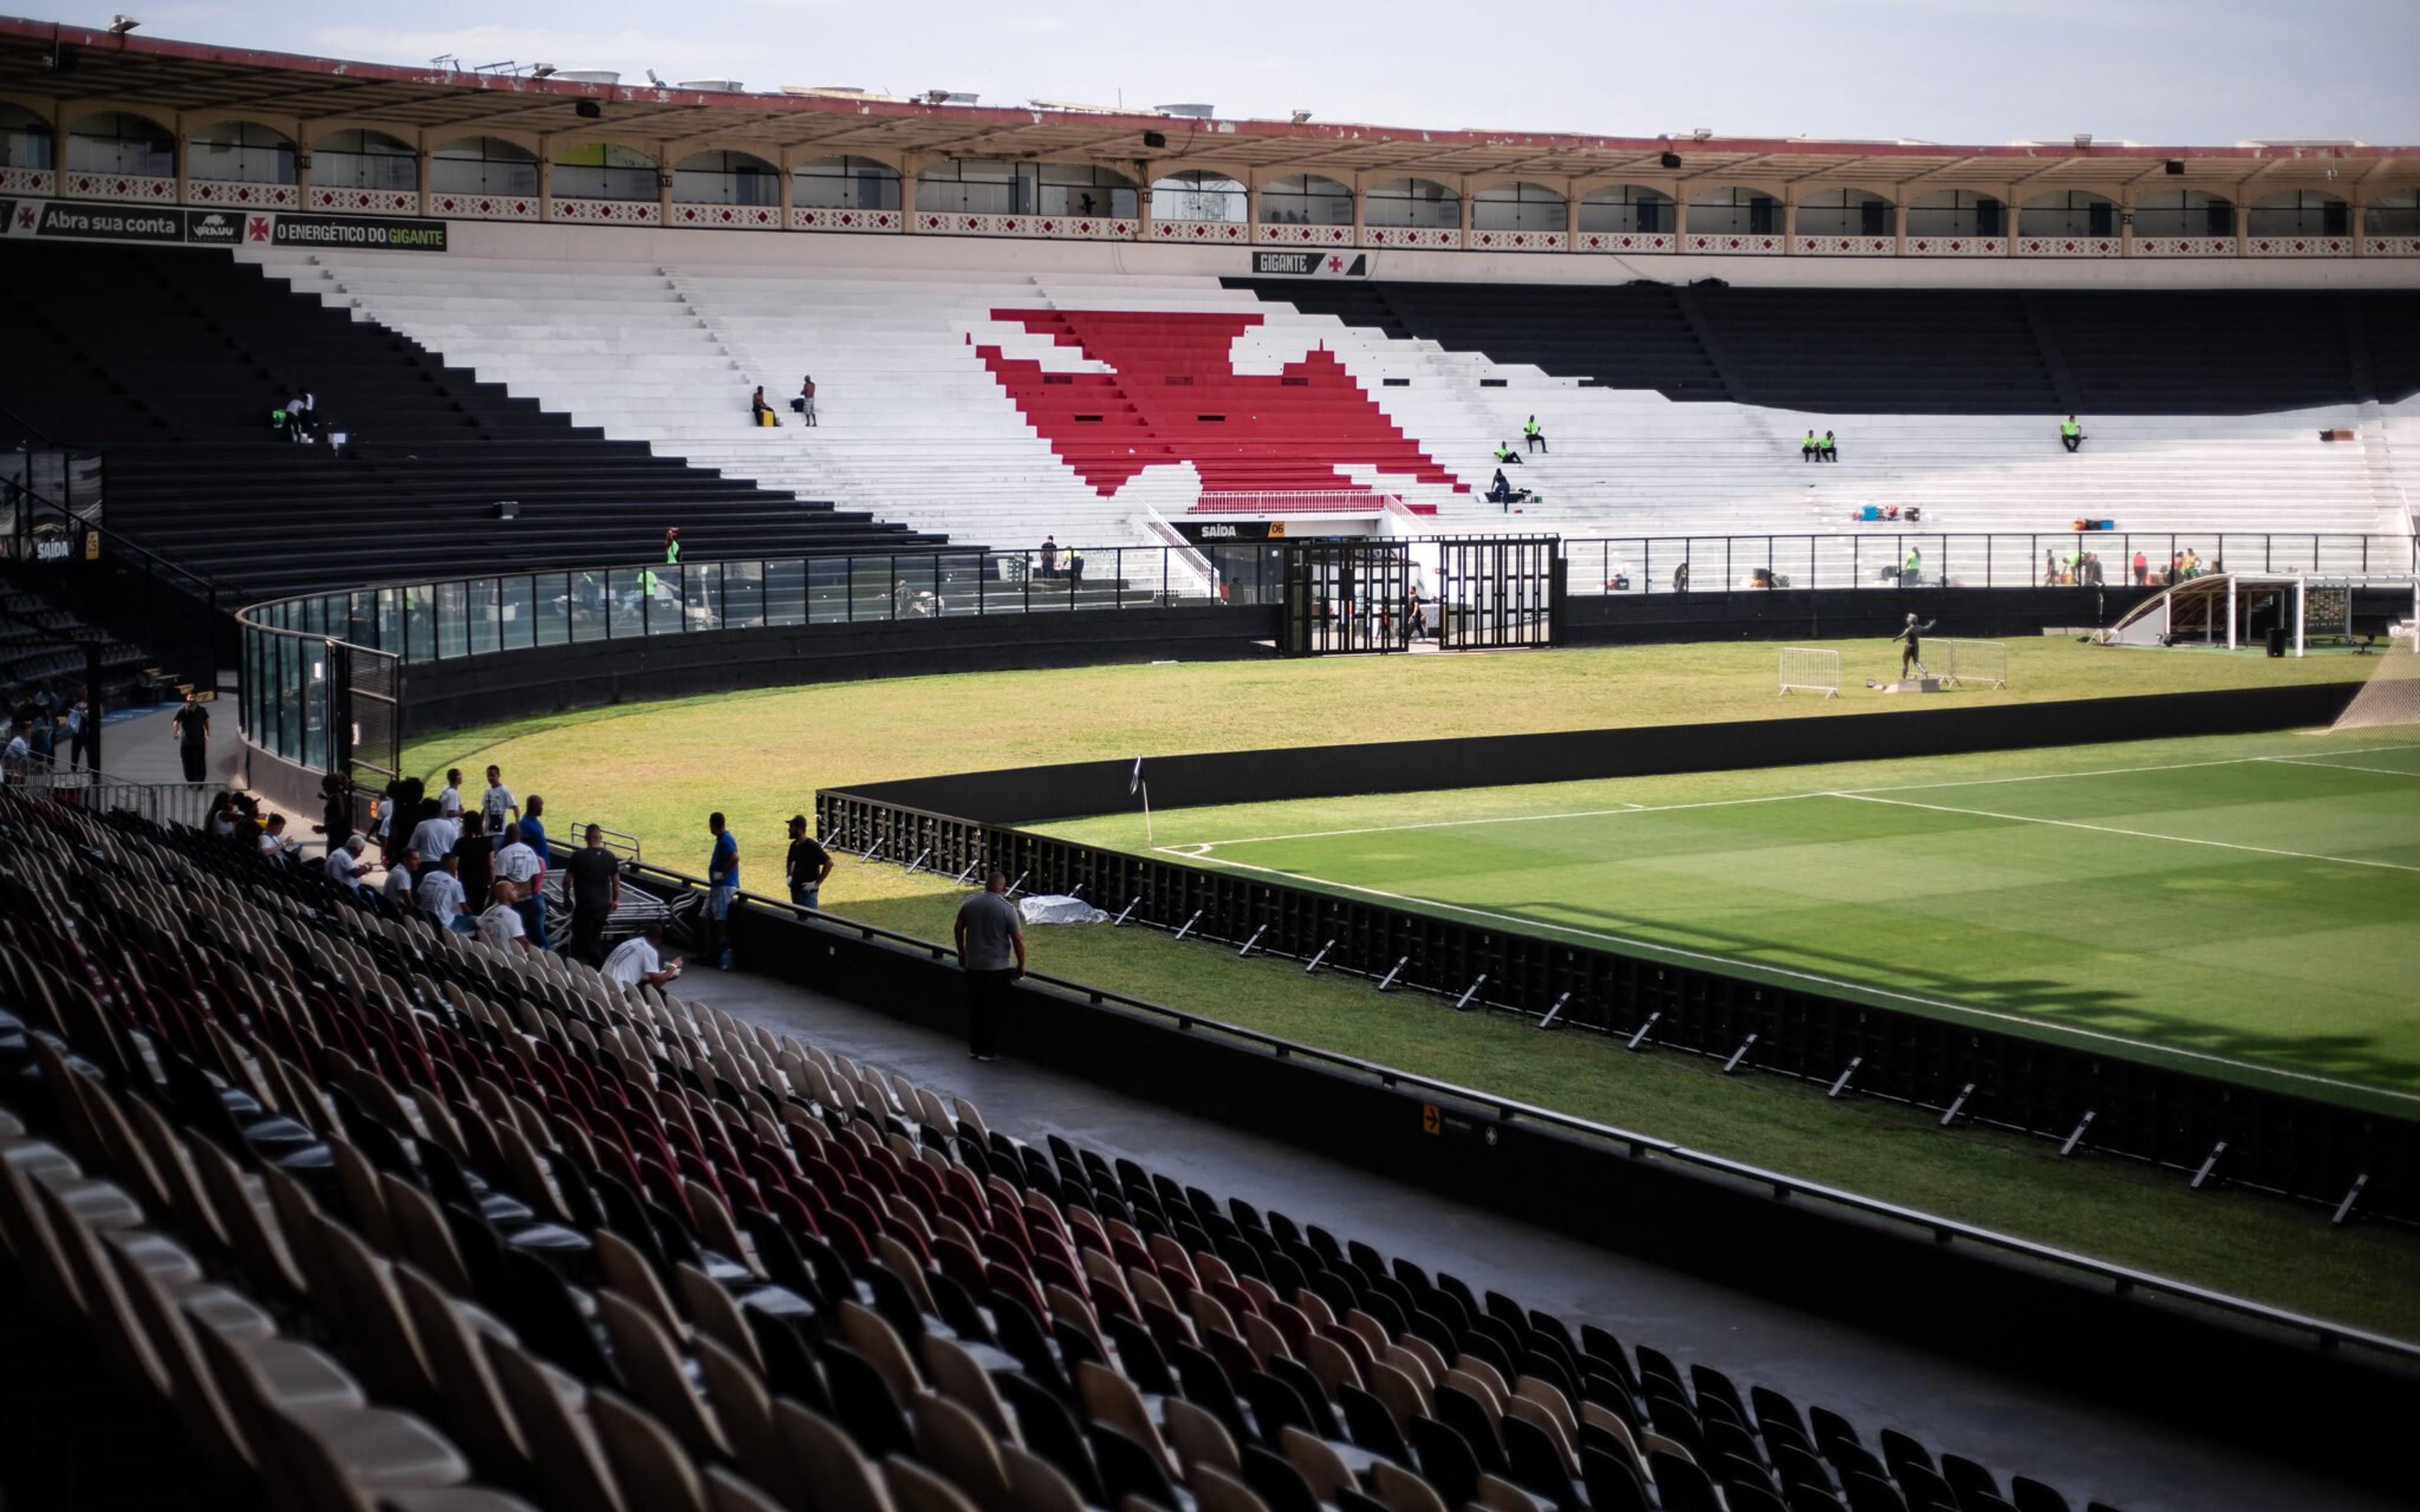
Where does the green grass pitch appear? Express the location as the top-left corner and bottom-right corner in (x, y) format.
(1040, 728), (2420, 1113)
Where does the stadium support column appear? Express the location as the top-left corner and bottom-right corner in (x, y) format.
(1245, 176), (1260, 238)
(1564, 185), (1579, 249)
(778, 156), (794, 226)
(1351, 175), (1366, 248)
(1134, 160), (1155, 241)
(539, 152), (553, 223)
(901, 159), (920, 233)
(294, 134), (313, 206)
(1782, 192), (1797, 254)
(657, 152), (674, 224)
(1457, 178), (1472, 246)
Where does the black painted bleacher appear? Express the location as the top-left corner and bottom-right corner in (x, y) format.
(0, 242), (945, 597)
(1232, 279), (2420, 415)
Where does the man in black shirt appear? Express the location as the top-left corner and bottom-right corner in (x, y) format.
(565, 823), (622, 966)
(171, 692), (210, 782)
(786, 815), (834, 911)
(451, 814), (493, 929)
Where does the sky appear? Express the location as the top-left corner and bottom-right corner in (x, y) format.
(27, 0), (2420, 146)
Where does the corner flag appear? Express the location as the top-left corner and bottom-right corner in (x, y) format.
(1130, 757), (1144, 796)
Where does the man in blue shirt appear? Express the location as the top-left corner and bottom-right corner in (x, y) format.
(704, 811), (739, 969)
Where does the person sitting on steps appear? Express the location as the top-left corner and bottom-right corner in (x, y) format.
(1523, 415), (1547, 453)
(2060, 415), (2086, 452)
(1492, 440), (1523, 465)
(1819, 430), (1839, 462)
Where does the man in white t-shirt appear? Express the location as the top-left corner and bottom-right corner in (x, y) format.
(259, 813), (297, 861)
(480, 765), (519, 844)
(493, 823), (550, 949)
(476, 879), (533, 953)
(418, 852), (473, 932)
(439, 769), (464, 818)
(602, 923), (682, 990)
(326, 834), (372, 894)
(408, 806), (459, 864)
(382, 849), (419, 908)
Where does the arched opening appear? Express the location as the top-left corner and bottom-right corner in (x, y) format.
(1151, 170), (1245, 222)
(65, 111), (174, 176)
(432, 136), (538, 196)
(1795, 188), (1894, 238)
(2133, 190), (2233, 238)
(551, 143), (658, 201)
(316, 129), (418, 190)
(1686, 186), (1780, 236)
(1472, 181), (1566, 232)
(672, 149), (778, 205)
(793, 156), (899, 210)
(1577, 184), (1672, 234)
(915, 159), (1134, 217)
(2368, 189), (2420, 236)
(1906, 190), (2005, 238)
(1365, 178), (1458, 228)
(2020, 190), (2117, 238)
(187, 120), (296, 184)
(2249, 190), (2349, 237)
(1259, 173), (1352, 226)
(0, 103), (55, 170)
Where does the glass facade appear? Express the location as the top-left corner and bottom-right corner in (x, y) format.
(1794, 189), (1894, 237)
(1471, 182), (1565, 232)
(1259, 174), (1353, 225)
(432, 136), (539, 196)
(1151, 171), (1246, 222)
(187, 120), (296, 183)
(914, 159), (1135, 217)
(315, 129), (418, 190)
(66, 112), (175, 176)
(673, 150), (780, 205)
(551, 143), (658, 200)
(793, 156), (901, 209)
(1364, 178), (1458, 228)
(1577, 185), (1671, 234)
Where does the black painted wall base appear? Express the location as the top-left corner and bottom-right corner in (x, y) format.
(1565, 584), (2153, 644)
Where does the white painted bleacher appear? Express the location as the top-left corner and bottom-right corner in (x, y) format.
(241, 247), (2420, 568)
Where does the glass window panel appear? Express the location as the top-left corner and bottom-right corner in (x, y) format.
(572, 570), (609, 642)
(535, 573), (570, 647)
(499, 576), (534, 651)
(766, 559), (806, 626)
(430, 136), (539, 196)
(724, 561), (764, 629)
(405, 587), (437, 663)
(609, 568), (647, 637)
(680, 564), (718, 631)
(466, 578), (500, 656)
(651, 564), (686, 635)
(792, 156), (901, 210)
(434, 581), (470, 659)
(806, 558), (849, 624)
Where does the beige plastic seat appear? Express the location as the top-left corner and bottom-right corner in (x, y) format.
(314, 1213), (441, 1409)
(1279, 1426), (1357, 1504)
(1001, 1445), (1087, 1512)
(1075, 1360), (1180, 1480)
(186, 1135), (306, 1304)
(598, 1290), (732, 1463)
(328, 1134), (402, 1259)
(483, 1336), (626, 1512)
(1163, 1396), (1240, 1481)
(692, 1332), (802, 1509)
(591, 1390), (710, 1512)
(1475, 1472), (1552, 1512)
(384, 1176), (475, 1297)
(913, 1391), (1015, 1512)
(596, 1228), (688, 1339)
(703, 1465), (786, 1512)
(838, 1300), (924, 1408)
(393, 1266), (531, 1479)
(674, 1263), (764, 1373)
(379, 1489), (544, 1512)
(919, 1332), (1017, 1443)
(884, 1455), (981, 1512)
(194, 1324), (470, 1498)
(778, 1401), (896, 1512)
(1371, 1460), (1452, 1512)
(1188, 1463), (1272, 1512)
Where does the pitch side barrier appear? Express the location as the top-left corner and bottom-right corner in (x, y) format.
(819, 680), (2420, 1223)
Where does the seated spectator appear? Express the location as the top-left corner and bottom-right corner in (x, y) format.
(2061, 415), (2085, 452)
(418, 851), (475, 933)
(3, 721), (32, 781)
(325, 833), (373, 895)
(1523, 415), (1547, 453)
(603, 922), (684, 989)
(258, 813), (297, 861)
(478, 879), (534, 953)
(1802, 430), (1819, 462)
(1492, 440), (1522, 464)
(383, 848), (420, 908)
(1820, 430), (1840, 462)
(750, 384), (780, 427)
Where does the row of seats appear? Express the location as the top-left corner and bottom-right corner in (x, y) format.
(0, 579), (170, 709)
(0, 242), (946, 597)
(0, 786), (2123, 1512)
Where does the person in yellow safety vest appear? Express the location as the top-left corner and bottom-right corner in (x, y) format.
(1493, 440), (1523, 465)
(1902, 546), (1921, 585)
(664, 527), (682, 564)
(1523, 415), (1547, 454)
(1801, 430), (1819, 463)
(2060, 415), (2085, 453)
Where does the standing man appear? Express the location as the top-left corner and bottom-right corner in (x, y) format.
(798, 374), (817, 427)
(494, 822), (549, 951)
(65, 694), (98, 772)
(664, 527), (682, 565)
(786, 815), (834, 912)
(566, 823), (622, 964)
(383, 848), (420, 910)
(439, 769), (465, 819)
(479, 765), (519, 845)
(171, 692), (210, 783)
(2131, 549), (2148, 586)
(703, 811), (739, 970)
(1902, 545), (1922, 587)
(2060, 415), (2085, 453)
(1039, 536), (1059, 579)
(1523, 415), (1547, 454)
(954, 871), (1026, 1062)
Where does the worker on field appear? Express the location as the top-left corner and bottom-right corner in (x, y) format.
(2060, 415), (2085, 452)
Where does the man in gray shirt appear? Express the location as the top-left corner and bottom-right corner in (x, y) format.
(954, 871), (1026, 1062)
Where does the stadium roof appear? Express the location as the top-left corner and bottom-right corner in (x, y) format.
(0, 15), (2407, 193)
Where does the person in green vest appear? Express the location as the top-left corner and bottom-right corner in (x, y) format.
(1492, 440), (1522, 465)
(1523, 415), (1548, 454)
(1902, 545), (1922, 586)
(664, 527), (682, 564)
(1801, 430), (1819, 463)
(2060, 415), (2085, 453)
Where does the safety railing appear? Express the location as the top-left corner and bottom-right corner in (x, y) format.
(1559, 530), (2417, 595)
(611, 853), (2420, 1366)
(0, 751), (219, 828)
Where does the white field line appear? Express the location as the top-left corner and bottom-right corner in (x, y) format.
(2258, 755), (2420, 779)
(1155, 843), (2420, 1107)
(1173, 745), (2420, 851)
(1831, 791), (2420, 875)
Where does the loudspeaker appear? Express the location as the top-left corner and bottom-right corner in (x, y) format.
(575, 99), (603, 120)
(495, 500), (519, 519)
(1659, 151), (1682, 169)
(2164, 158), (2186, 175)
(1143, 130), (1167, 149)
(2266, 625), (2286, 658)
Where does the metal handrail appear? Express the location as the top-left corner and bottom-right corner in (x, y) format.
(614, 857), (2420, 1365)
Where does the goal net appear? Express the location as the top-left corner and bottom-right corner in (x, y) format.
(1936, 638), (2008, 689)
(2331, 639), (2420, 731)
(1778, 646), (1841, 697)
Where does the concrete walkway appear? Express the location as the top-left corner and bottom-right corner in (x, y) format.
(688, 961), (2390, 1512)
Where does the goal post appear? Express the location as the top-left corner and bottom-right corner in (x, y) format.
(1937, 638), (2008, 689)
(1778, 646), (1841, 697)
